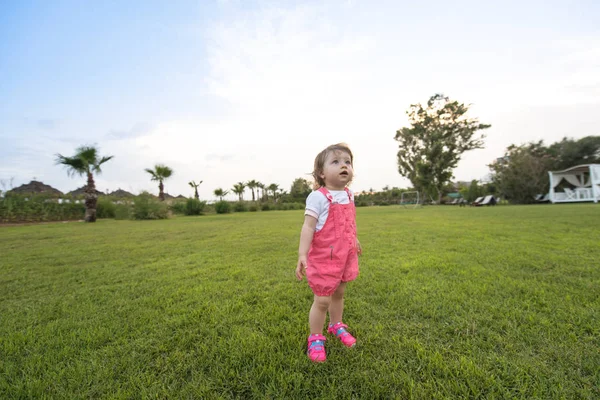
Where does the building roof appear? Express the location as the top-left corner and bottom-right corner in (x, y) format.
(550, 163), (600, 175)
(109, 189), (135, 198)
(8, 180), (64, 196)
(66, 186), (104, 196)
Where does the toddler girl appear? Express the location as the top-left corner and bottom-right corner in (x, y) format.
(295, 143), (362, 362)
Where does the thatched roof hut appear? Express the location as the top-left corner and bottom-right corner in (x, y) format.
(8, 181), (63, 196)
(176, 195), (186, 199)
(66, 186), (104, 197)
(109, 189), (134, 198)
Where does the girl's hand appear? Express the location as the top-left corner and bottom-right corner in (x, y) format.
(356, 239), (362, 256)
(296, 257), (307, 280)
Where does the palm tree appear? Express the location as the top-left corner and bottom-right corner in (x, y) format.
(145, 164), (173, 201)
(214, 188), (229, 201)
(232, 182), (246, 201)
(55, 145), (113, 223)
(268, 183), (280, 201)
(257, 182), (265, 201)
(188, 180), (203, 200)
(246, 180), (259, 201)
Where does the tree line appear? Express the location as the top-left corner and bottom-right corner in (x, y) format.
(394, 94), (599, 205)
(52, 145), (313, 223)
(12, 93), (595, 223)
(488, 137), (600, 203)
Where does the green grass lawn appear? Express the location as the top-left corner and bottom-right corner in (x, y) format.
(1, 205), (599, 399)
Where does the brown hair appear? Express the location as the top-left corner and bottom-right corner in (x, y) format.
(312, 143), (354, 190)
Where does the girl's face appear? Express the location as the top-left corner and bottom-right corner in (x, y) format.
(320, 150), (354, 190)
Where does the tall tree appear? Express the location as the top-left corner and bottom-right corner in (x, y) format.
(246, 180), (259, 201)
(290, 178), (312, 200)
(461, 179), (485, 203)
(232, 182), (246, 201)
(489, 136), (599, 204)
(144, 164), (173, 201)
(394, 94), (490, 203)
(489, 141), (555, 204)
(267, 183), (280, 201)
(257, 182), (265, 201)
(214, 188), (229, 201)
(55, 145), (113, 222)
(188, 180), (203, 200)
(547, 136), (600, 170)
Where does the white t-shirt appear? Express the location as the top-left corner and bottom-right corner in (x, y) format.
(305, 189), (354, 232)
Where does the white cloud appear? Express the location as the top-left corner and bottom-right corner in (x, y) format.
(200, 3), (414, 192)
(2, 2), (599, 197)
(107, 122), (154, 139)
(135, 4), (600, 195)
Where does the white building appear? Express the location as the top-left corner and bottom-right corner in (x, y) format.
(548, 164), (600, 203)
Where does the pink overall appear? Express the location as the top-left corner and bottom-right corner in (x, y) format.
(307, 187), (359, 296)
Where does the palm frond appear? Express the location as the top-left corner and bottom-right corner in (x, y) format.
(98, 155), (114, 165)
(145, 164), (174, 181)
(76, 146), (98, 163)
(93, 155), (115, 174)
(55, 154), (86, 177)
(155, 165), (173, 179)
(145, 168), (158, 180)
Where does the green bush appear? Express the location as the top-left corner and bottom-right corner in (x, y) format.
(59, 202), (87, 220)
(214, 201), (231, 214)
(234, 202), (248, 212)
(293, 202), (304, 210)
(185, 199), (206, 216)
(96, 197), (117, 219)
(261, 203), (272, 211)
(114, 204), (132, 220)
(132, 192), (168, 220)
(170, 201), (187, 215)
(278, 202), (303, 211)
(248, 204), (259, 212)
(0, 193), (85, 223)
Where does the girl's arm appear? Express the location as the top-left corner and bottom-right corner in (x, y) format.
(296, 215), (318, 280)
(353, 194), (361, 255)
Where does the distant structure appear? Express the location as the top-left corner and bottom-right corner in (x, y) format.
(109, 189), (135, 198)
(66, 186), (104, 197)
(549, 164), (600, 204)
(495, 156), (510, 165)
(8, 180), (63, 197)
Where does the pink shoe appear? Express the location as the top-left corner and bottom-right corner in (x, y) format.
(328, 322), (356, 348)
(307, 334), (327, 362)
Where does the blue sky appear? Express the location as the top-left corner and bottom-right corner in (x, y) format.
(1, 0), (599, 199)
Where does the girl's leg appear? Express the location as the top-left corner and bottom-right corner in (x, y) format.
(309, 295), (332, 334)
(328, 282), (347, 325)
(327, 282), (356, 347)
